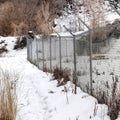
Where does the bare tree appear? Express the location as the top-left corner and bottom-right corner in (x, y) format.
(83, 0), (105, 28)
(0, 0), (69, 36)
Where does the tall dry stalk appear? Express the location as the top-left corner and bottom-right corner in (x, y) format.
(0, 71), (17, 120)
(83, 0), (105, 28)
(35, 1), (54, 36)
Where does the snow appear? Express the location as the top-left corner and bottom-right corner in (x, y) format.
(54, 1), (120, 33)
(0, 1), (120, 119)
(0, 37), (111, 120)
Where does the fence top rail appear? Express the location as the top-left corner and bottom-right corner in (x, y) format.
(51, 22), (120, 36)
(28, 22), (120, 42)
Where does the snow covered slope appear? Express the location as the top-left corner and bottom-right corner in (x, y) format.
(0, 37), (111, 120)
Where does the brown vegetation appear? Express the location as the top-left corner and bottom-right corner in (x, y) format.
(92, 76), (120, 120)
(14, 36), (27, 49)
(0, 70), (17, 120)
(0, 46), (8, 54)
(83, 0), (105, 28)
(0, 0), (68, 36)
(53, 67), (70, 87)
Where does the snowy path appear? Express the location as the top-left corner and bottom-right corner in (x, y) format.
(0, 55), (110, 120)
(0, 36), (111, 120)
(0, 56), (52, 120)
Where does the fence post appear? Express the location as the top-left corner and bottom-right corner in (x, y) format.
(59, 35), (62, 70)
(30, 38), (33, 63)
(73, 35), (77, 94)
(89, 30), (93, 95)
(53, 30), (62, 70)
(63, 25), (77, 94)
(27, 36), (29, 61)
(27, 31), (35, 64)
(36, 37), (38, 66)
(73, 35), (77, 72)
(78, 18), (93, 95)
(42, 38), (45, 69)
(49, 36), (52, 71)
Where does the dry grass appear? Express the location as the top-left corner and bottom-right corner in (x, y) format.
(0, 70), (17, 120)
(43, 66), (52, 73)
(14, 36), (27, 49)
(53, 67), (70, 87)
(35, 1), (54, 37)
(92, 76), (120, 120)
(0, 0), (67, 36)
(92, 27), (115, 42)
(0, 46), (8, 54)
(108, 76), (120, 120)
(0, 1), (14, 36)
(83, 0), (105, 28)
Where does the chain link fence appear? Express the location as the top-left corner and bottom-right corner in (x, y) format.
(27, 22), (120, 95)
(27, 30), (91, 93)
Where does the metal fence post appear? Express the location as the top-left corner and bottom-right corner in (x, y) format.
(89, 30), (93, 95)
(78, 18), (93, 95)
(30, 39), (33, 63)
(49, 36), (52, 71)
(73, 35), (77, 94)
(36, 37), (38, 66)
(27, 37), (29, 61)
(63, 25), (77, 94)
(42, 38), (45, 69)
(53, 30), (62, 70)
(54, 39), (57, 60)
(73, 35), (77, 72)
(59, 35), (62, 70)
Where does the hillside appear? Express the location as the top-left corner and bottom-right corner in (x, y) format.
(0, 0), (120, 120)
(0, 36), (111, 120)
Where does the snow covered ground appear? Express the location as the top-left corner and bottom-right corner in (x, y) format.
(54, 1), (120, 33)
(0, 1), (120, 120)
(0, 37), (113, 120)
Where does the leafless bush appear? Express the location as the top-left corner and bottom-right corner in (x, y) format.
(0, 0), (68, 36)
(92, 76), (120, 120)
(35, 1), (54, 37)
(0, 1), (14, 36)
(92, 90), (108, 104)
(53, 67), (70, 87)
(11, 22), (28, 36)
(0, 70), (17, 120)
(0, 46), (8, 54)
(83, 0), (105, 28)
(108, 76), (120, 120)
(43, 66), (52, 73)
(14, 36), (27, 49)
(92, 27), (115, 42)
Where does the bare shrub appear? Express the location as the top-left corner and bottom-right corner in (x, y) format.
(11, 0), (39, 32)
(92, 90), (108, 104)
(108, 76), (120, 120)
(0, 70), (17, 120)
(43, 66), (52, 73)
(0, 46), (8, 54)
(0, 0), (68, 36)
(0, 0), (38, 36)
(35, 1), (55, 37)
(83, 0), (105, 28)
(11, 22), (28, 36)
(53, 67), (63, 80)
(108, 94), (120, 120)
(53, 67), (70, 87)
(92, 27), (115, 42)
(92, 76), (120, 120)
(0, 1), (14, 36)
(14, 36), (27, 49)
